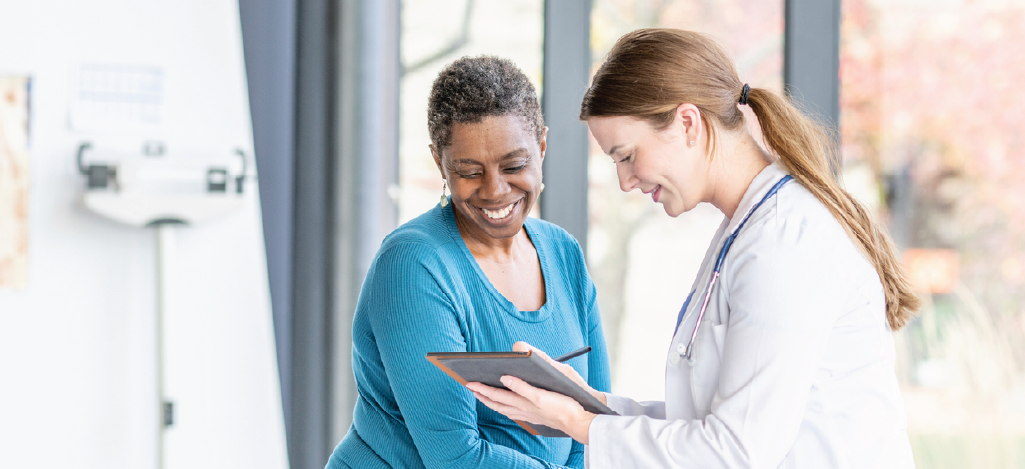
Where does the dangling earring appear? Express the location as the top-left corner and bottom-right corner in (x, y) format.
(439, 181), (449, 207)
(540, 182), (545, 193)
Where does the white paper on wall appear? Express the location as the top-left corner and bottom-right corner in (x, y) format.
(70, 64), (164, 135)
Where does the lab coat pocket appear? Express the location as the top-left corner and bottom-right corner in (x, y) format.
(711, 322), (727, 357)
(689, 319), (726, 414)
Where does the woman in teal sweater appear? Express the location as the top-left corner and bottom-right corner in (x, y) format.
(325, 56), (611, 469)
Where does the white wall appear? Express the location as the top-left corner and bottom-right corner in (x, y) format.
(0, 1), (288, 468)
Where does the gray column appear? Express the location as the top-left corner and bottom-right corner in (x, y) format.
(237, 0), (297, 431)
(541, 0), (592, 253)
(290, 0), (339, 468)
(784, 0), (841, 131)
(334, 0), (401, 444)
(239, 0), (402, 466)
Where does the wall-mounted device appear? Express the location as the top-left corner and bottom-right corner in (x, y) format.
(75, 140), (253, 469)
(76, 141), (249, 227)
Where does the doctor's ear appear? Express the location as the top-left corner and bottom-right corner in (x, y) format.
(673, 103), (703, 146)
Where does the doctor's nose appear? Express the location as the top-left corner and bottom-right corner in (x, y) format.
(616, 165), (639, 193)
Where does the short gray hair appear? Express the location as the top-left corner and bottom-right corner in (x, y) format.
(427, 56), (545, 149)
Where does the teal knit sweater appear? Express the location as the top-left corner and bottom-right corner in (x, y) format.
(325, 202), (611, 469)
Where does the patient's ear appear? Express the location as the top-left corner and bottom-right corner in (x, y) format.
(430, 144), (445, 177)
(539, 127), (548, 161)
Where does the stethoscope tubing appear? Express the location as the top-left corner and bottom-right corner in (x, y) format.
(681, 175), (794, 365)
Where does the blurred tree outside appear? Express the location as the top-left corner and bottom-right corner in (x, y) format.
(842, 0), (1025, 466)
(589, 0), (1025, 466)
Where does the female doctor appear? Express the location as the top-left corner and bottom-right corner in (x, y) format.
(467, 28), (922, 468)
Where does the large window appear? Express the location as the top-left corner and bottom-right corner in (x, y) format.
(587, 0), (785, 402)
(401, 3), (1025, 466)
(399, 0), (543, 224)
(841, 1), (1025, 466)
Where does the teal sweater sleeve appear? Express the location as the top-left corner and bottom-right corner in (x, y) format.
(365, 242), (575, 469)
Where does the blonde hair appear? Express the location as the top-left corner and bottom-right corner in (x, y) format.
(581, 28), (920, 330)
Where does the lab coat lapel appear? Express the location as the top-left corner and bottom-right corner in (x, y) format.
(722, 162), (790, 238)
(666, 219), (725, 421)
(665, 162), (793, 420)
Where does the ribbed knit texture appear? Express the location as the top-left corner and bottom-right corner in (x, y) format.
(325, 202), (611, 469)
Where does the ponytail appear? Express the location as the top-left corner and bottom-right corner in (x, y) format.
(581, 28), (920, 330)
(746, 88), (920, 330)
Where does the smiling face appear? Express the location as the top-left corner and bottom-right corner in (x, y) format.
(587, 109), (709, 217)
(432, 115), (546, 241)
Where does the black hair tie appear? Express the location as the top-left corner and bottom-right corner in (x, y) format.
(739, 83), (751, 105)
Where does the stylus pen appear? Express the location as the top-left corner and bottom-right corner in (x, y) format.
(554, 345), (591, 362)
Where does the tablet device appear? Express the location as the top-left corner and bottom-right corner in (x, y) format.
(427, 350), (618, 438)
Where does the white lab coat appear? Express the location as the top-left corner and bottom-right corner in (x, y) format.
(586, 162), (914, 468)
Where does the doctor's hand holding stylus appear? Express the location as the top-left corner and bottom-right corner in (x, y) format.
(468, 342), (605, 443)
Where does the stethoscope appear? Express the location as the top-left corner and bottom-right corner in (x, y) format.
(675, 175), (793, 365)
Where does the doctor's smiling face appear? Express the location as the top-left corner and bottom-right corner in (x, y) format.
(431, 115), (546, 242)
(587, 104), (710, 217)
